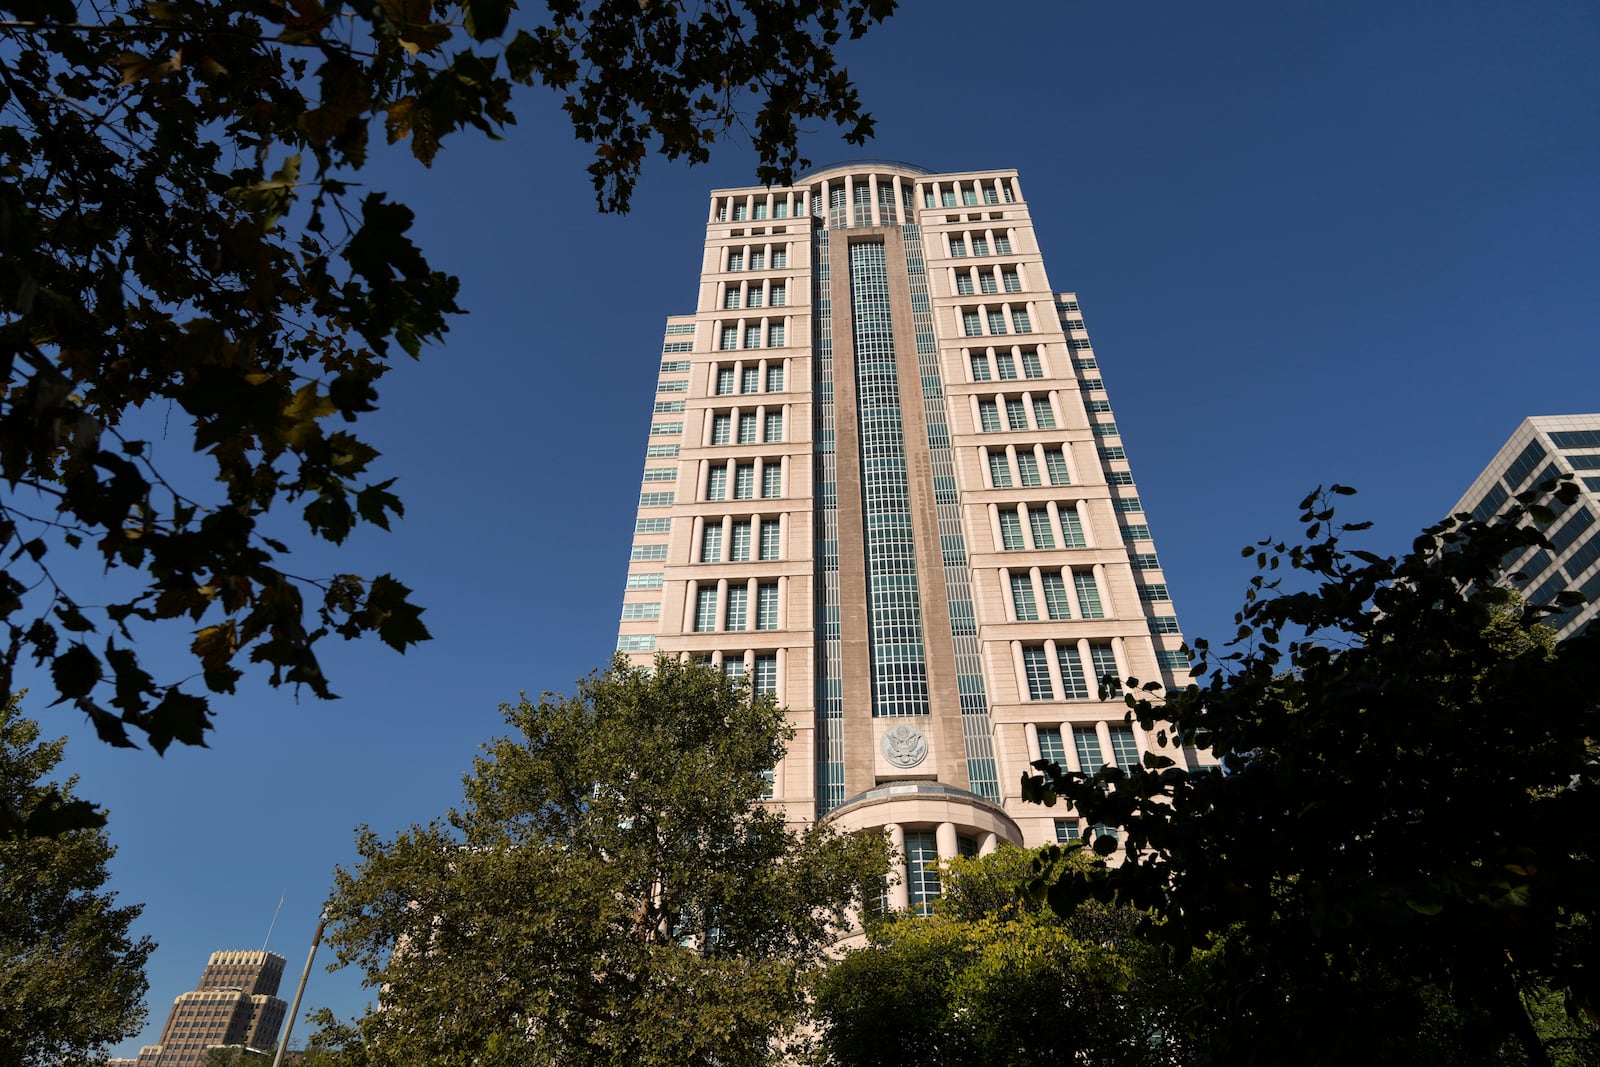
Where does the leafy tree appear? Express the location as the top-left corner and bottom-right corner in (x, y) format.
(317, 656), (890, 1066)
(810, 846), (1211, 1067)
(0, 692), (154, 1065)
(1022, 483), (1600, 1066)
(0, 0), (896, 757)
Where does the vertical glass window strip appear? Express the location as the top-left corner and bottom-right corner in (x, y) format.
(988, 452), (1013, 487)
(1074, 726), (1105, 772)
(1108, 724), (1139, 769)
(731, 520), (753, 561)
(1023, 647), (1054, 699)
(712, 414), (732, 445)
(735, 464), (755, 499)
(762, 464), (782, 498)
(1041, 572), (1071, 619)
(979, 400), (1001, 431)
(694, 587), (719, 632)
(725, 585), (748, 631)
(1029, 508), (1055, 549)
(759, 519), (780, 560)
(754, 654), (778, 696)
(739, 413), (757, 443)
(905, 831), (942, 915)
(701, 524), (723, 562)
(1032, 398), (1055, 428)
(1090, 644), (1120, 696)
(742, 366), (760, 393)
(1037, 726), (1066, 765)
(1005, 398), (1028, 429)
(996, 352), (1017, 379)
(1058, 647), (1089, 700)
(1074, 571), (1105, 618)
(707, 466), (728, 500)
(1010, 574), (1039, 620)
(756, 583), (779, 630)
(1017, 451), (1041, 486)
(988, 310), (1008, 335)
(970, 354), (992, 381)
(766, 365), (785, 391)
(813, 227), (842, 814)
(1022, 350), (1044, 378)
(999, 510), (1024, 549)
(765, 412), (783, 442)
(1060, 507), (1086, 546)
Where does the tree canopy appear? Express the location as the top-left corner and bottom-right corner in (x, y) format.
(317, 656), (889, 1066)
(1022, 483), (1600, 1066)
(0, 0), (896, 757)
(0, 693), (154, 1066)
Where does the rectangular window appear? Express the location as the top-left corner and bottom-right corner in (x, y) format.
(1058, 648), (1089, 700)
(765, 412), (783, 442)
(1149, 615), (1181, 635)
(942, 190), (958, 207)
(712, 414), (732, 445)
(994, 235), (1012, 254)
(1017, 451), (1041, 486)
(639, 492), (674, 507)
(620, 602), (661, 621)
(653, 400), (686, 413)
(1003, 270), (1021, 293)
(744, 325), (761, 349)
(1023, 646), (1054, 700)
(1029, 508), (1055, 549)
(1090, 644), (1120, 697)
(756, 583), (779, 630)
(979, 272), (998, 295)
(731, 520), (753, 562)
(1157, 650), (1192, 670)
(962, 188), (978, 206)
(1116, 497), (1144, 513)
(1005, 398), (1028, 429)
(983, 185), (1000, 205)
(618, 634), (657, 653)
(1081, 378), (1104, 392)
(996, 352), (1017, 380)
(774, 202), (788, 218)
(641, 467), (676, 482)
(739, 413), (758, 443)
(701, 523), (723, 562)
(956, 274), (975, 296)
(766, 366), (785, 391)
(720, 326), (738, 350)
(631, 544), (668, 561)
(742, 366), (760, 393)
(767, 323), (785, 346)
(1072, 726), (1104, 773)
(636, 517), (672, 533)
(1041, 572), (1071, 619)
(732, 204), (748, 221)
(661, 361), (692, 374)
(1092, 422), (1119, 437)
(716, 367), (736, 395)
(662, 342), (693, 353)
(950, 237), (967, 257)
(694, 587), (719, 632)
(746, 288), (763, 308)
(1074, 571), (1104, 617)
(727, 250), (743, 271)
(1099, 445), (1125, 460)
(999, 510), (1024, 550)
(1107, 723), (1139, 768)
(759, 519), (780, 560)
(665, 324), (694, 335)
(1087, 399), (1114, 413)
(657, 380), (689, 394)
(1037, 726), (1066, 766)
(1131, 553), (1161, 570)
(749, 250), (765, 269)
(725, 585), (749, 631)
(988, 452), (1013, 487)
(770, 284), (786, 307)
(1122, 523), (1152, 542)
(972, 236), (990, 256)
(1139, 584), (1171, 602)
(979, 400), (1001, 432)
(1044, 449), (1070, 485)
(762, 464), (782, 498)
(1032, 399), (1055, 429)
(707, 466), (728, 500)
(1010, 574), (1039, 620)
(734, 464), (755, 499)
(1055, 820), (1081, 843)
(771, 249), (787, 267)
(963, 310), (982, 337)
(1107, 470), (1135, 486)
(724, 289), (741, 309)
(627, 572), (665, 591)
(970, 355), (992, 381)
(987, 309), (1008, 335)
(754, 654), (778, 696)
(1012, 309), (1032, 333)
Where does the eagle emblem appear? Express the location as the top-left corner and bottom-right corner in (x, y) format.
(880, 723), (929, 769)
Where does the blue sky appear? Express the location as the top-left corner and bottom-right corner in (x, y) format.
(25, 0), (1599, 1054)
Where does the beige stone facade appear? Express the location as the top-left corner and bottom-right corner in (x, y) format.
(1447, 413), (1600, 640)
(616, 164), (1204, 909)
(109, 950), (288, 1067)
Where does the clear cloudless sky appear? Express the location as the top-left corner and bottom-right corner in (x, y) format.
(25, 0), (1596, 1055)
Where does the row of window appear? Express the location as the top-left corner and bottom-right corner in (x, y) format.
(694, 583), (782, 632)
(720, 652), (779, 695)
(969, 347), (1046, 382)
(723, 246), (790, 271)
(718, 322), (787, 349)
(925, 178), (1018, 208)
(705, 461), (784, 501)
(1008, 569), (1104, 621)
(961, 305), (1033, 336)
(984, 445), (1073, 488)
(719, 201), (796, 221)
(953, 265), (1024, 296)
(701, 518), (782, 562)
(947, 231), (1015, 258)
(722, 281), (787, 309)
(714, 364), (785, 395)
(710, 410), (785, 445)
(977, 394), (1056, 432)
(1023, 642), (1122, 701)
(996, 502), (1088, 551)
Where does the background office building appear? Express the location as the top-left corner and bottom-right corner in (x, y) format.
(1449, 413), (1600, 640)
(110, 950), (288, 1066)
(615, 163), (1206, 912)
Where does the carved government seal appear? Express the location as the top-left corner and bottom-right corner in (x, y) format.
(880, 723), (929, 769)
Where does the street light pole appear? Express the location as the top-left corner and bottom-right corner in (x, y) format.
(270, 911), (327, 1067)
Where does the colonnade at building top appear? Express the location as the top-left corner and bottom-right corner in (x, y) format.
(709, 165), (1026, 232)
